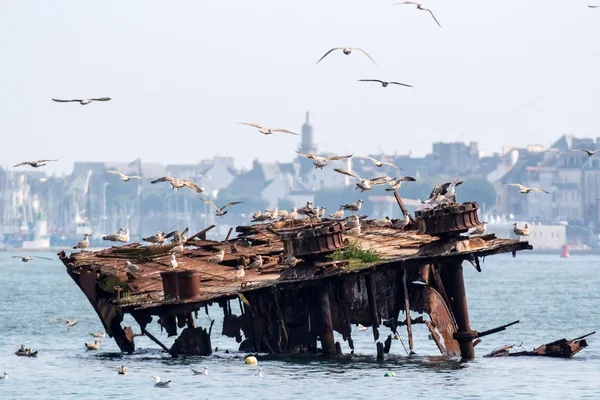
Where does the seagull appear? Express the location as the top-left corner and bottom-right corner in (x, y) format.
(391, 2), (442, 28)
(169, 254), (178, 269)
(191, 367), (208, 376)
(341, 199), (363, 214)
(73, 233), (90, 250)
(358, 79), (412, 88)
(151, 177), (204, 193)
(470, 222), (487, 235)
(393, 213), (410, 232)
(238, 122), (298, 136)
(589, 5), (600, 8)
(505, 183), (550, 194)
(357, 324), (368, 331)
(358, 156), (403, 169)
(152, 376), (172, 388)
(279, 209), (289, 219)
(199, 197), (244, 217)
(329, 208), (345, 220)
(52, 97), (111, 105)
(1, 372), (7, 381)
(247, 255), (263, 269)
(296, 151), (353, 169)
(316, 47), (377, 65)
(102, 228), (129, 246)
(13, 159), (58, 168)
(50, 317), (81, 327)
(429, 179), (464, 199)
(257, 368), (263, 377)
(207, 249), (225, 264)
(11, 255), (52, 262)
(373, 217), (392, 227)
(107, 170), (143, 182)
(513, 223), (530, 241)
(288, 207), (298, 220)
(91, 332), (106, 338)
(170, 243), (184, 254)
(567, 149), (600, 156)
(235, 265), (246, 281)
(283, 256), (301, 267)
(385, 176), (417, 192)
(165, 228), (189, 244)
(125, 260), (143, 273)
(333, 168), (387, 192)
(118, 366), (127, 375)
(142, 232), (167, 245)
(85, 340), (100, 350)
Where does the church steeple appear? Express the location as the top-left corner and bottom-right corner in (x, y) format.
(299, 111), (316, 155)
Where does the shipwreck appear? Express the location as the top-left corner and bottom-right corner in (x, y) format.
(58, 200), (535, 360)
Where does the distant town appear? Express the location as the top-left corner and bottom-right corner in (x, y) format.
(1, 112), (598, 251)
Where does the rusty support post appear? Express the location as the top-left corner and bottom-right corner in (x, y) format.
(393, 190), (408, 217)
(314, 284), (336, 356)
(365, 275), (380, 341)
(402, 269), (414, 354)
(142, 328), (175, 357)
(225, 227), (234, 241)
(444, 262), (475, 360)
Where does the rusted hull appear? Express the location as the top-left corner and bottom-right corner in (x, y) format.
(416, 202), (481, 236)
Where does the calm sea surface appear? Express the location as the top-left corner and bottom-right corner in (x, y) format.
(1, 252), (599, 399)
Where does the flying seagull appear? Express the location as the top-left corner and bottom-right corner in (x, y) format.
(358, 79), (412, 88)
(50, 317), (82, 327)
(11, 256), (52, 262)
(316, 47), (377, 66)
(567, 149), (600, 157)
(13, 159), (57, 168)
(296, 151), (353, 169)
(385, 176), (417, 191)
(107, 170), (143, 182)
(52, 97), (111, 105)
(334, 168), (388, 192)
(199, 197), (244, 217)
(358, 156), (403, 169)
(238, 122), (298, 136)
(151, 176), (204, 193)
(505, 183), (550, 194)
(588, 5), (600, 8)
(391, 2), (442, 28)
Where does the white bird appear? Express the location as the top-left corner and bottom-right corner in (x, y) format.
(329, 208), (345, 220)
(73, 233), (90, 250)
(391, 2), (442, 28)
(373, 217), (392, 227)
(50, 317), (81, 327)
(296, 151), (353, 169)
(152, 376), (172, 388)
(358, 79), (412, 88)
(169, 254), (178, 269)
(142, 232), (166, 245)
(107, 170), (143, 182)
(238, 122), (298, 136)
(102, 228), (129, 246)
(279, 209), (289, 220)
(357, 324), (368, 331)
(505, 183), (550, 194)
(318, 207), (326, 218)
(333, 168), (387, 192)
(200, 197), (244, 217)
(358, 156), (403, 169)
(513, 223), (530, 240)
(191, 367), (208, 376)
(91, 332), (106, 338)
(470, 222), (487, 235)
(316, 47), (377, 65)
(393, 213), (410, 232)
(567, 148), (600, 156)
(235, 265), (246, 281)
(125, 260), (143, 273)
(13, 159), (57, 168)
(11, 255), (52, 262)
(118, 366), (127, 375)
(340, 199), (363, 214)
(151, 176), (204, 193)
(257, 368), (263, 377)
(170, 244), (184, 254)
(252, 210), (262, 220)
(52, 97), (111, 105)
(385, 176), (417, 192)
(1, 372), (7, 380)
(165, 228), (188, 244)
(247, 255), (263, 269)
(207, 249), (225, 264)
(85, 340), (100, 350)
(288, 207), (298, 220)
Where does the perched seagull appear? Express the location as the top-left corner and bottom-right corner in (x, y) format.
(513, 223), (530, 240)
(170, 243), (184, 254)
(393, 213), (410, 231)
(102, 228), (129, 246)
(73, 233), (90, 250)
(283, 256), (301, 267)
(357, 324), (369, 331)
(238, 122), (298, 136)
(430, 179), (463, 199)
(151, 176), (204, 193)
(247, 255), (263, 269)
(391, 2), (442, 28)
(52, 97), (111, 105)
(143, 232), (167, 245)
(50, 317), (81, 327)
(207, 249), (225, 264)
(235, 265), (246, 281)
(199, 197), (244, 217)
(567, 149), (600, 156)
(118, 366), (127, 375)
(13, 159), (57, 168)
(329, 208), (345, 220)
(191, 367), (208, 376)
(11, 255), (52, 262)
(85, 340), (100, 350)
(341, 199), (363, 214)
(333, 168), (387, 192)
(252, 210), (262, 220)
(373, 217), (392, 227)
(385, 176), (417, 192)
(169, 254), (178, 269)
(505, 183), (550, 194)
(297, 202), (315, 218)
(125, 260), (143, 273)
(358, 79), (412, 88)
(318, 207), (326, 218)
(165, 228), (188, 244)
(358, 156), (403, 169)
(152, 376), (172, 388)
(107, 170), (143, 182)
(470, 222), (487, 235)
(91, 332), (106, 338)
(316, 47), (377, 65)
(1, 372), (7, 381)
(296, 151), (353, 169)
(279, 209), (289, 220)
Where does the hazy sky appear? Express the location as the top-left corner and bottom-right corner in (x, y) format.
(1, 1), (599, 175)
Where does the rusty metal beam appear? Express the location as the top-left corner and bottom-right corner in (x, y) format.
(402, 269), (415, 354)
(365, 275), (380, 342)
(314, 284), (336, 356)
(443, 262), (475, 360)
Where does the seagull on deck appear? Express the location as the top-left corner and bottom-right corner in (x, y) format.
(143, 232), (167, 245)
(207, 249), (225, 264)
(151, 176), (204, 193)
(567, 149), (600, 156)
(296, 151), (353, 169)
(13, 159), (57, 168)
(329, 208), (345, 220)
(125, 260), (143, 273)
(52, 97), (111, 105)
(165, 228), (189, 244)
(513, 223), (530, 241)
(317, 47), (377, 65)
(192, 367), (208, 376)
(235, 265), (246, 281)
(470, 222), (487, 235)
(169, 254), (178, 269)
(505, 183), (550, 194)
(107, 170), (143, 182)
(199, 197), (244, 217)
(102, 228), (129, 246)
(11, 255), (52, 262)
(385, 176), (417, 192)
(393, 213), (411, 231)
(247, 255), (263, 269)
(238, 122), (298, 136)
(152, 376), (172, 388)
(391, 2), (442, 28)
(358, 156), (403, 169)
(334, 168), (387, 192)
(73, 233), (90, 250)
(341, 199), (363, 214)
(358, 79), (412, 88)
(287, 207), (298, 220)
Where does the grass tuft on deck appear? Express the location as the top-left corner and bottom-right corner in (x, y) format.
(330, 240), (382, 268)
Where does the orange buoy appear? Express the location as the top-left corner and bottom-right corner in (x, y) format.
(560, 244), (570, 258)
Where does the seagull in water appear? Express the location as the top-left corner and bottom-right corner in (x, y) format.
(296, 151), (353, 169)
(191, 367), (208, 376)
(317, 47), (377, 65)
(52, 97), (111, 105)
(73, 233), (90, 250)
(358, 79), (412, 88)
(151, 176), (204, 193)
(505, 183), (550, 194)
(238, 122), (298, 136)
(11, 255), (52, 262)
(91, 332), (105, 338)
(85, 340), (100, 350)
(333, 168), (387, 192)
(1, 372), (7, 381)
(13, 159), (57, 168)
(118, 366), (127, 375)
(199, 198), (244, 217)
(107, 170), (143, 182)
(50, 317), (81, 327)
(391, 2), (442, 28)
(152, 376), (172, 388)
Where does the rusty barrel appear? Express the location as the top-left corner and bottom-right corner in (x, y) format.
(177, 270), (200, 300)
(161, 271), (180, 301)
